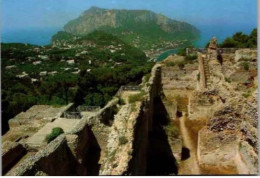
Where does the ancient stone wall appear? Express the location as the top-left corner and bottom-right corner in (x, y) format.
(235, 49), (257, 62)
(127, 64), (162, 175)
(198, 53), (207, 90)
(7, 135), (87, 176)
(5, 97), (121, 176)
(2, 142), (27, 175)
(87, 98), (119, 151)
(99, 64), (162, 175)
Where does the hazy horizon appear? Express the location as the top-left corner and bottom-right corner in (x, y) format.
(1, 0), (257, 46)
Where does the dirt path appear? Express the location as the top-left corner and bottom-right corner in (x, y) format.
(178, 113), (201, 175)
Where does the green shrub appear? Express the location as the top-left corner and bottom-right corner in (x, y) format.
(242, 92), (250, 98)
(128, 91), (145, 103)
(243, 62), (249, 71)
(144, 73), (151, 83)
(225, 77), (231, 83)
(197, 73), (200, 81)
(119, 136), (128, 145)
(130, 103), (137, 112)
(165, 61), (176, 67)
(185, 54), (198, 61)
(119, 97), (125, 105)
(46, 127), (64, 143)
(164, 123), (179, 138)
(177, 48), (186, 56)
(219, 29), (257, 48)
(238, 57), (251, 62)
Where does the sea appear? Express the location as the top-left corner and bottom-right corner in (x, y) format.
(1, 27), (62, 46)
(157, 24), (255, 61)
(1, 25), (255, 60)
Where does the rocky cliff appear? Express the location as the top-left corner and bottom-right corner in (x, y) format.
(60, 6), (199, 49)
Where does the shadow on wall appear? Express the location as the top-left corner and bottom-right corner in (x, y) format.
(146, 96), (178, 175)
(84, 128), (101, 176)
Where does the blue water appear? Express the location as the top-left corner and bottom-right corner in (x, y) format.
(194, 24), (255, 48)
(156, 24), (256, 61)
(1, 24), (255, 49)
(1, 27), (62, 46)
(157, 49), (179, 61)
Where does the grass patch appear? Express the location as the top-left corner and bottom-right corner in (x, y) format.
(165, 61), (176, 67)
(197, 73), (200, 81)
(118, 97), (125, 105)
(119, 136), (128, 145)
(45, 127), (64, 143)
(185, 54), (198, 61)
(164, 122), (179, 138)
(128, 91), (145, 103)
(144, 73), (151, 83)
(238, 57), (252, 62)
(225, 77), (231, 83)
(130, 103), (137, 112)
(243, 62), (250, 71)
(242, 92), (250, 98)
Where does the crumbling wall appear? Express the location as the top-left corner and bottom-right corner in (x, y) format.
(197, 104), (258, 175)
(66, 118), (91, 166)
(198, 53), (207, 89)
(99, 103), (143, 175)
(235, 49), (257, 62)
(238, 141), (258, 174)
(144, 64), (162, 131)
(128, 64), (162, 175)
(99, 64), (162, 175)
(2, 142), (27, 174)
(7, 135), (87, 176)
(87, 98), (119, 151)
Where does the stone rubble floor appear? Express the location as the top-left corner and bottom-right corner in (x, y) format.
(25, 118), (81, 148)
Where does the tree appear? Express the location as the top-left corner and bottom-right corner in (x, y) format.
(219, 37), (237, 48)
(219, 28), (257, 48)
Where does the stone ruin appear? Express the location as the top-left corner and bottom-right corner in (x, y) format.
(1, 42), (258, 175)
(208, 36), (218, 50)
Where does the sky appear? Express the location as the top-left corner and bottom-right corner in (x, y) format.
(1, 0), (257, 29)
(1, 0), (258, 46)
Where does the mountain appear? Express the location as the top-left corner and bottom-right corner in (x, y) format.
(57, 6), (199, 49)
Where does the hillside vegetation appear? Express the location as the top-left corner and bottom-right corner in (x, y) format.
(53, 6), (199, 50)
(2, 31), (153, 134)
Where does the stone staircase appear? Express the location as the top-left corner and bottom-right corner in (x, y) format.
(203, 56), (211, 88)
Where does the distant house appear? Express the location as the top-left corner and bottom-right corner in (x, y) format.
(64, 68), (71, 71)
(16, 72), (29, 79)
(31, 78), (39, 83)
(39, 71), (47, 76)
(110, 49), (116, 53)
(72, 70), (80, 74)
(5, 65), (16, 69)
(27, 57), (35, 61)
(81, 51), (88, 55)
(48, 71), (58, 76)
(33, 61), (42, 65)
(38, 55), (49, 60)
(67, 60), (75, 65)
